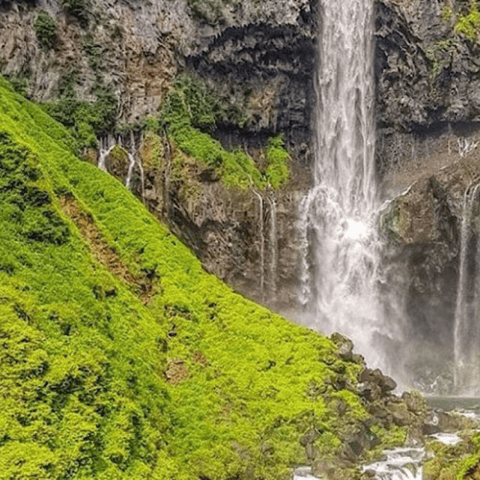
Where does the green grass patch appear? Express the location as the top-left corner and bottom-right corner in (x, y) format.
(455, 3), (480, 41)
(160, 77), (290, 189)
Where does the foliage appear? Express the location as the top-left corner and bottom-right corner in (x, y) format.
(441, 5), (454, 22)
(5, 75), (29, 97)
(160, 77), (289, 189)
(0, 75), (401, 478)
(41, 80), (117, 151)
(60, 0), (89, 24)
(422, 431), (480, 479)
(34, 11), (57, 49)
(455, 3), (480, 41)
(265, 134), (290, 189)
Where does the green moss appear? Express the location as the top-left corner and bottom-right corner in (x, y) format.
(265, 134), (290, 188)
(41, 80), (117, 151)
(34, 11), (57, 49)
(0, 75), (404, 478)
(422, 431), (480, 480)
(441, 5), (454, 22)
(160, 77), (290, 190)
(455, 3), (480, 41)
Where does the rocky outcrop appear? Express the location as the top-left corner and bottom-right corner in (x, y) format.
(0, 0), (316, 312)
(382, 132), (480, 392)
(374, 0), (480, 175)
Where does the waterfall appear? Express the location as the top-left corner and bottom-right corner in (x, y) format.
(299, 0), (386, 368)
(267, 195), (278, 298)
(126, 130), (137, 189)
(98, 134), (116, 171)
(119, 131), (145, 201)
(253, 191), (265, 299)
(453, 182), (480, 393)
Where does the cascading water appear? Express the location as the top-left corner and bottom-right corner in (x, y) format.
(267, 195), (278, 298)
(453, 182), (480, 394)
(299, 0), (389, 368)
(125, 131), (137, 190)
(98, 134), (116, 171)
(253, 191), (265, 299)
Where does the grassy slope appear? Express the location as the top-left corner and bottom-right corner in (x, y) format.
(0, 76), (378, 479)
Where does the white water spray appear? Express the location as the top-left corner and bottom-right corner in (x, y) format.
(267, 195), (278, 297)
(453, 182), (480, 393)
(98, 135), (116, 171)
(299, 0), (387, 367)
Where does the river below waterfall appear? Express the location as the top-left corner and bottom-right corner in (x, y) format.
(293, 398), (480, 480)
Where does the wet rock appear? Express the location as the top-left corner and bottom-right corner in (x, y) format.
(311, 459), (339, 479)
(331, 332), (355, 361)
(359, 368), (397, 394)
(358, 381), (383, 402)
(402, 391), (429, 416)
(341, 424), (380, 463)
(300, 428), (320, 446)
(386, 401), (413, 427)
(422, 411), (441, 435)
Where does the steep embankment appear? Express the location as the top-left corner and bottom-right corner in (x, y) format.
(0, 77), (426, 479)
(0, 0), (315, 312)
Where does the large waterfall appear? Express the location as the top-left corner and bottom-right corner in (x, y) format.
(299, 0), (389, 368)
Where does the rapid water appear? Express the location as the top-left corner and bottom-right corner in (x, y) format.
(293, 447), (425, 480)
(299, 0), (388, 368)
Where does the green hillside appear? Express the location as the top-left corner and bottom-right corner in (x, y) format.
(0, 77), (398, 479)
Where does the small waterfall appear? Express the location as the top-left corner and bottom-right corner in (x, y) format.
(294, 446), (425, 480)
(453, 182), (480, 393)
(299, 0), (387, 368)
(125, 131), (136, 189)
(98, 134), (116, 171)
(362, 447), (425, 480)
(136, 131), (146, 201)
(267, 195), (278, 298)
(253, 191), (265, 299)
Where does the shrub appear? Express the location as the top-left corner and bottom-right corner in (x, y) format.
(34, 11), (57, 48)
(61, 0), (89, 24)
(265, 134), (290, 188)
(160, 77), (290, 189)
(455, 4), (480, 41)
(41, 82), (117, 150)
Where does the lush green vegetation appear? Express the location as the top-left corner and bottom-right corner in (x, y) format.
(61, 0), (89, 24)
(41, 74), (117, 151)
(160, 76), (290, 189)
(455, 2), (480, 40)
(423, 431), (480, 479)
(0, 76), (402, 478)
(34, 11), (57, 49)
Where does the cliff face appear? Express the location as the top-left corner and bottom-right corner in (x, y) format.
(374, 0), (480, 390)
(0, 0), (316, 129)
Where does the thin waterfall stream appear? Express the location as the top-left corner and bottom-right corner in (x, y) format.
(253, 190), (265, 299)
(299, 0), (388, 369)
